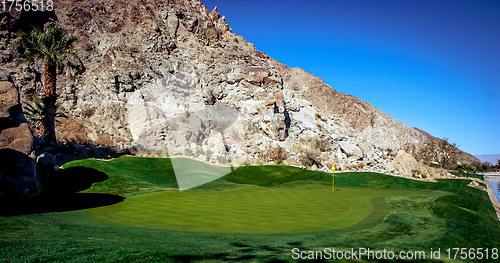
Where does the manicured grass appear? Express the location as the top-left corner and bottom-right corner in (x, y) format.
(0, 156), (498, 262)
(62, 156), (232, 194)
(88, 185), (427, 234)
(62, 156), (179, 196)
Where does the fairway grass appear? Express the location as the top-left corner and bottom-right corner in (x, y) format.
(87, 185), (427, 233)
(1, 156), (499, 262)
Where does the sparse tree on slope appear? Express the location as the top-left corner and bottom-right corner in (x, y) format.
(422, 137), (460, 169)
(464, 164), (476, 179)
(15, 26), (77, 142)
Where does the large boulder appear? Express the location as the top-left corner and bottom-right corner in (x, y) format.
(391, 150), (423, 178)
(339, 141), (363, 159)
(0, 82), (40, 198)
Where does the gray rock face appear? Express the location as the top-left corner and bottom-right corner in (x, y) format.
(0, 0), (472, 174)
(0, 82), (40, 198)
(0, 81), (20, 118)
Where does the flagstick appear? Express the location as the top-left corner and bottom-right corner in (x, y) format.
(331, 164), (335, 192)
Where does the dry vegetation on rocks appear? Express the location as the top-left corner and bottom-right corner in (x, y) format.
(0, 0), (479, 178)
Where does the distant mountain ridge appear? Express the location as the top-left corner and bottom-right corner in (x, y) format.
(475, 154), (500, 165)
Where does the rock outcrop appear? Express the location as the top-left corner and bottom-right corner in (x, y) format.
(0, 0), (475, 175)
(0, 81), (40, 197)
(392, 150), (422, 177)
(391, 150), (447, 179)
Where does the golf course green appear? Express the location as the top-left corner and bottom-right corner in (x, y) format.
(88, 185), (426, 233)
(1, 156), (499, 262)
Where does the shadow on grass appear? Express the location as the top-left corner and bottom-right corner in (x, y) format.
(218, 241), (444, 263)
(168, 253), (286, 263)
(0, 166), (124, 216)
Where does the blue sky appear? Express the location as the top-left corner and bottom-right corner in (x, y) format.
(200, 0), (499, 156)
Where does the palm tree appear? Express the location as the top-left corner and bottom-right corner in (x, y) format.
(464, 164), (476, 179)
(454, 164), (467, 177)
(15, 26), (77, 143)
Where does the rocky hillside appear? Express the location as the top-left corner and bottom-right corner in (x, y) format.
(413, 128), (480, 164)
(0, 0), (471, 176)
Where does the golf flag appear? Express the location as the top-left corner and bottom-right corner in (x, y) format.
(331, 164), (335, 192)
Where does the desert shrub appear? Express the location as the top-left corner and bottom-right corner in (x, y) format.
(184, 148), (193, 156)
(265, 146), (288, 162)
(81, 107), (96, 118)
(241, 160), (252, 166)
(289, 143), (303, 154)
(299, 152), (321, 168)
(275, 159), (284, 165)
(205, 150), (213, 158)
(411, 169), (422, 175)
(162, 148), (170, 158)
(403, 143), (417, 156)
(344, 162), (364, 170)
(195, 148), (205, 157)
(316, 137), (331, 152)
(216, 155), (228, 165)
(385, 148), (395, 157)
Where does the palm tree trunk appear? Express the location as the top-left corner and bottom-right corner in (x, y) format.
(44, 60), (57, 143)
(39, 122), (46, 137)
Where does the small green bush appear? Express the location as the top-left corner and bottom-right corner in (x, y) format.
(241, 160), (252, 166)
(195, 148), (204, 157)
(216, 155), (228, 165)
(184, 148), (193, 156)
(411, 169), (421, 175)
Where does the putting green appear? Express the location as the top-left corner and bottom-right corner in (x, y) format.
(88, 185), (426, 234)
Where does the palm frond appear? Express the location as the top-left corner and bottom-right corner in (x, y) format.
(23, 97), (67, 125)
(14, 26), (78, 69)
(22, 98), (47, 124)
